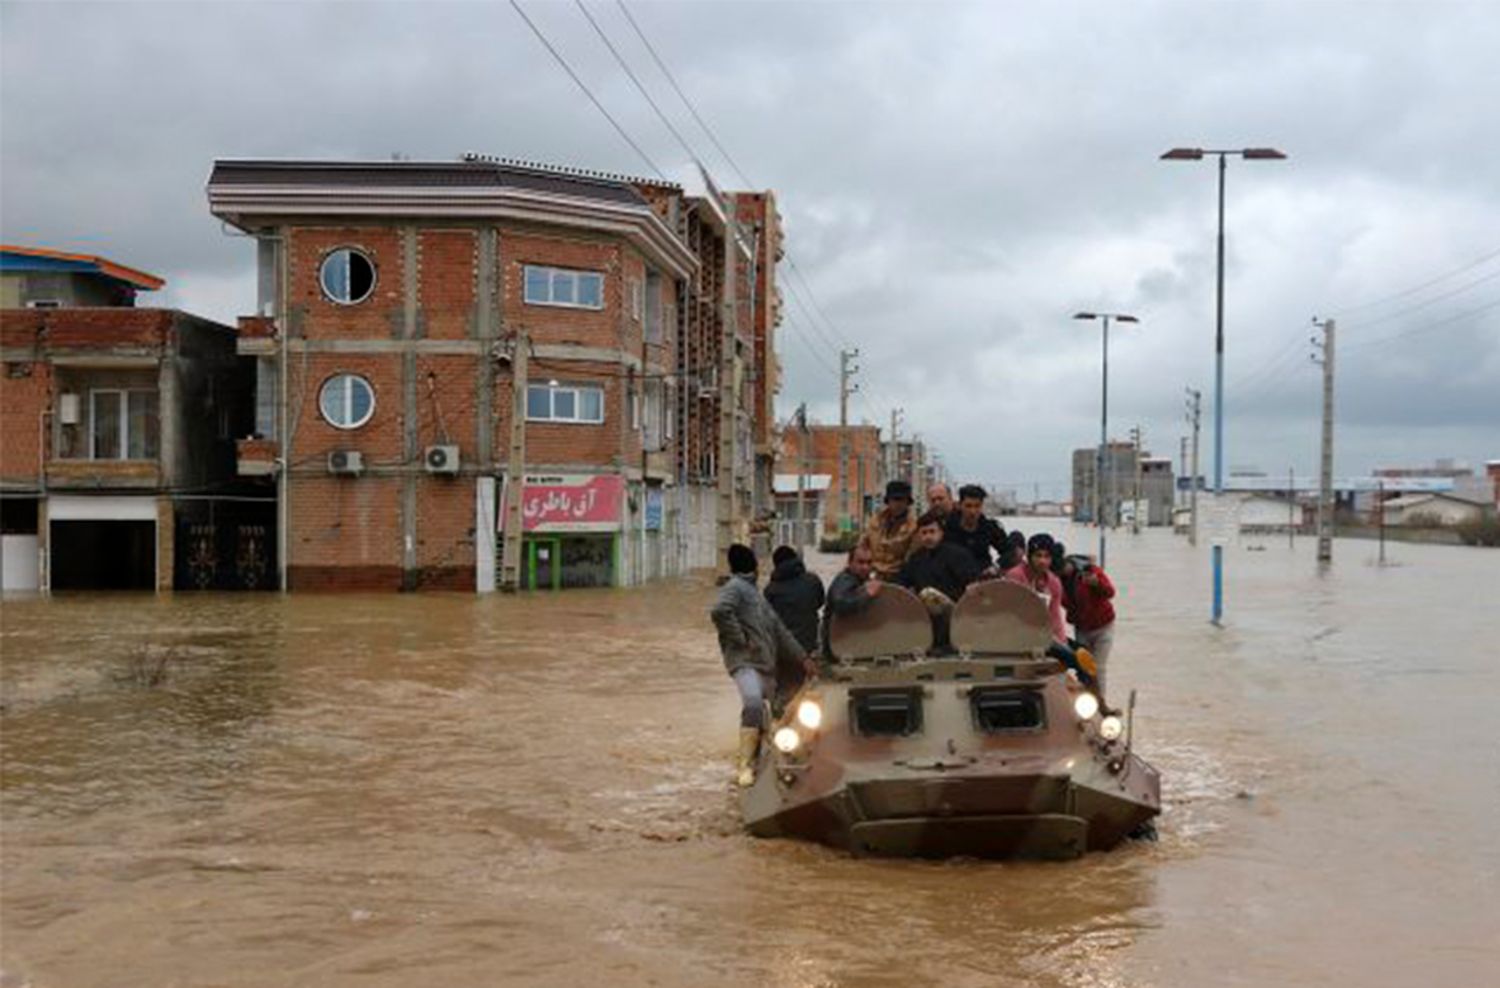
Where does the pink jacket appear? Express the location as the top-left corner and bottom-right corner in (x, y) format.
(1004, 563), (1068, 645)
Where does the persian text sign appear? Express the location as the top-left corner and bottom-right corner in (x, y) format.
(519, 474), (624, 533)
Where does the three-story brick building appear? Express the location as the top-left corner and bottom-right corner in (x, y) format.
(208, 157), (775, 591)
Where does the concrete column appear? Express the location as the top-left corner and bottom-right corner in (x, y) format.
(156, 496), (174, 592)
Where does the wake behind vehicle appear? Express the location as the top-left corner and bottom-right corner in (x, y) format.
(740, 580), (1161, 859)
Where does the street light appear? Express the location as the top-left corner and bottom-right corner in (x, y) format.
(1073, 311), (1139, 568)
(1161, 146), (1287, 625)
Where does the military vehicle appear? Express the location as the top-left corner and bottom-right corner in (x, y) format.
(740, 579), (1161, 859)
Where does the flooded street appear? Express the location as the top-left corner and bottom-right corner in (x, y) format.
(3, 524), (1497, 987)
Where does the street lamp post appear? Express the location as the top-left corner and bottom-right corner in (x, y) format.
(1073, 311), (1138, 569)
(1161, 146), (1287, 626)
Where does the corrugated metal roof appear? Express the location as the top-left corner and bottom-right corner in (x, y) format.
(208, 159), (652, 207)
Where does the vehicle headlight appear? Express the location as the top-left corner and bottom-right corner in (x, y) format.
(796, 699), (823, 730)
(1073, 692), (1100, 721)
(772, 726), (801, 753)
(1099, 714), (1123, 740)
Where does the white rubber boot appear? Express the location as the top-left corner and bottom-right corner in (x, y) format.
(735, 727), (761, 787)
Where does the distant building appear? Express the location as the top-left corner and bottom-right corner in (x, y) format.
(1, 244), (164, 308)
(779, 422), (882, 533)
(1071, 443), (1173, 526)
(1, 247), (253, 592)
(1380, 492), (1492, 527)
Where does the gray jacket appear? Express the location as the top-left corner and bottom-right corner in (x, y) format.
(711, 573), (807, 675)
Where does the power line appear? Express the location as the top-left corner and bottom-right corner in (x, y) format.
(509, 0), (664, 178)
(1341, 265), (1500, 330)
(571, 0), (703, 171)
(1329, 243), (1500, 317)
(1341, 294), (1500, 353)
(614, 0), (755, 189)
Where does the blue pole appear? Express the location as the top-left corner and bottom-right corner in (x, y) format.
(1212, 153), (1227, 625)
(1099, 315), (1109, 568)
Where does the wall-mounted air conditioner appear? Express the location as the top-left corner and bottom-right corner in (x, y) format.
(327, 449), (363, 475)
(424, 445), (460, 475)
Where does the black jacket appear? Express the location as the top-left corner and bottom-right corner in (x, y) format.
(821, 568), (875, 659)
(944, 514), (1010, 570)
(763, 557), (825, 652)
(898, 542), (981, 602)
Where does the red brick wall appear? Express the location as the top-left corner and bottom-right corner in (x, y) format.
(288, 353), (404, 467)
(0, 358), (51, 483)
(287, 474), (403, 589)
(288, 227), (405, 340)
(414, 354), (479, 455)
(500, 231), (623, 350)
(415, 478), (476, 590)
(418, 230), (478, 340)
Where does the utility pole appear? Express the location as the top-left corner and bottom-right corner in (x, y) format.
(716, 222), (739, 572)
(500, 331), (530, 591)
(1288, 466), (1296, 548)
(1312, 317), (1336, 564)
(838, 348), (858, 533)
(888, 407), (903, 490)
(1179, 436), (1189, 512)
(1185, 388), (1202, 547)
(794, 402), (809, 551)
(1129, 425), (1143, 534)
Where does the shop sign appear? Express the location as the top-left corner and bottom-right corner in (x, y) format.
(516, 474), (624, 533)
(644, 487), (664, 531)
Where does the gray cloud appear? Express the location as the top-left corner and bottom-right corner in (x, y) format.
(4, 0), (1497, 495)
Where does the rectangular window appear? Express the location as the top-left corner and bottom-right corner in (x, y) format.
(644, 270), (663, 343)
(525, 383), (605, 424)
(88, 389), (158, 460)
(254, 357), (277, 438)
(522, 265), (605, 310)
(91, 391), (122, 459)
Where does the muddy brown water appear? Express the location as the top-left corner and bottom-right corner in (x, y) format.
(2, 524), (1497, 987)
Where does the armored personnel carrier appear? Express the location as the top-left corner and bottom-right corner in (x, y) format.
(740, 580), (1160, 859)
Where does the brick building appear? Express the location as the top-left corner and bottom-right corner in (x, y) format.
(779, 422), (883, 535)
(0, 246), (254, 591)
(208, 157), (777, 591)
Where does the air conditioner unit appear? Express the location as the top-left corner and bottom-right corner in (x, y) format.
(424, 444), (460, 475)
(327, 449), (363, 475)
(58, 393), (81, 425)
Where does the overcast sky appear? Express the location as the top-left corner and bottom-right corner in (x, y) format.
(4, 0), (1497, 496)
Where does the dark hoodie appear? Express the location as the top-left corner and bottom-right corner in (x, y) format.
(763, 556), (826, 652)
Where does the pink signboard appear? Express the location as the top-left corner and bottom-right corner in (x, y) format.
(510, 474), (624, 533)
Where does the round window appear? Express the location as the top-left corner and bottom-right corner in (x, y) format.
(319, 248), (377, 305)
(319, 374), (375, 429)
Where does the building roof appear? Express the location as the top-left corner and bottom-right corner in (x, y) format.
(208, 158), (653, 208)
(1384, 492), (1489, 510)
(207, 157), (699, 281)
(0, 245), (164, 291)
(774, 473), (833, 494)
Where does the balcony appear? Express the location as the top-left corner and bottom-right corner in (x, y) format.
(47, 459), (160, 490)
(237, 437), (278, 478)
(236, 315), (276, 356)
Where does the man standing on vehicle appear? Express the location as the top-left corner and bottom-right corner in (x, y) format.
(1004, 534), (1095, 687)
(764, 545), (825, 698)
(944, 483), (1009, 575)
(861, 480), (918, 581)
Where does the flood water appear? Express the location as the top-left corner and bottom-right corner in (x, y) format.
(2, 523), (1497, 987)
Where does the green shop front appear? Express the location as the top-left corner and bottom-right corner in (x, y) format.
(516, 473), (623, 590)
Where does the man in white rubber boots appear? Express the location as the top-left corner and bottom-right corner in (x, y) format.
(710, 543), (814, 787)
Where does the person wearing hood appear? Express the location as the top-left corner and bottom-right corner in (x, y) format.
(764, 545), (825, 696)
(710, 543), (814, 787)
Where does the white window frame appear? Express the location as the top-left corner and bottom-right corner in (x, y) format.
(318, 373), (376, 430)
(318, 248), (378, 306)
(525, 382), (605, 425)
(522, 265), (605, 311)
(87, 388), (158, 460)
